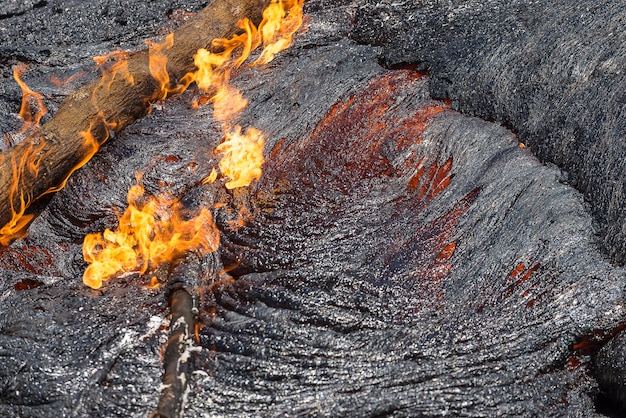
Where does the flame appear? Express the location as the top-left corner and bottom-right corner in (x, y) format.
(50, 70), (87, 88)
(147, 33), (176, 101)
(189, 0), (303, 108)
(13, 64), (48, 133)
(0, 140), (46, 244)
(215, 126), (264, 189)
(255, 0), (304, 65)
(2, 1), (304, 249)
(93, 50), (135, 91)
(46, 114), (115, 195)
(0, 68), (114, 244)
(82, 183), (220, 289)
(147, 276), (160, 289)
(80, 0), (304, 286)
(187, 0), (303, 187)
(202, 168), (218, 184)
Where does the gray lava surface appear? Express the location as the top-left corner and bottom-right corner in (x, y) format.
(0, 0), (625, 417)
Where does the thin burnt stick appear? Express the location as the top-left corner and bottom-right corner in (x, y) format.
(153, 288), (195, 418)
(0, 0), (268, 235)
(152, 254), (202, 418)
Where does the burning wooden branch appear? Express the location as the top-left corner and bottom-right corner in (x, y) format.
(0, 0), (269, 242)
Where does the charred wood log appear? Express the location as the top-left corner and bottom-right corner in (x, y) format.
(0, 0), (268, 238)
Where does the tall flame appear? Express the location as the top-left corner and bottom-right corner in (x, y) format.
(255, 0), (304, 65)
(0, 66), (48, 243)
(82, 182), (220, 289)
(0, 141), (45, 245)
(187, 0), (304, 188)
(146, 33), (176, 101)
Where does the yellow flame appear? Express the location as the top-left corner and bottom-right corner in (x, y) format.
(1, 65), (119, 245)
(215, 126), (264, 189)
(202, 168), (218, 184)
(255, 0), (304, 65)
(82, 183), (220, 289)
(13, 64), (48, 133)
(186, 0), (303, 187)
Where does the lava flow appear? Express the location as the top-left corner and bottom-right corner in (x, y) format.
(81, 0), (304, 289)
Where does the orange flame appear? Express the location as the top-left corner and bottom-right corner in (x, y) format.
(0, 140), (46, 244)
(13, 64), (48, 133)
(187, 0), (303, 187)
(47, 114), (115, 195)
(82, 183), (220, 289)
(147, 276), (160, 289)
(147, 33), (176, 101)
(188, 0), (303, 111)
(81, 0), (305, 285)
(93, 50), (134, 96)
(0, 115), (115, 245)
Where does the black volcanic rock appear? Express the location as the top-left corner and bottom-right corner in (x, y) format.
(0, 1), (624, 417)
(352, 0), (626, 265)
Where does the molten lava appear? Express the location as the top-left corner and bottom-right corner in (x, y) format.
(82, 182), (220, 289)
